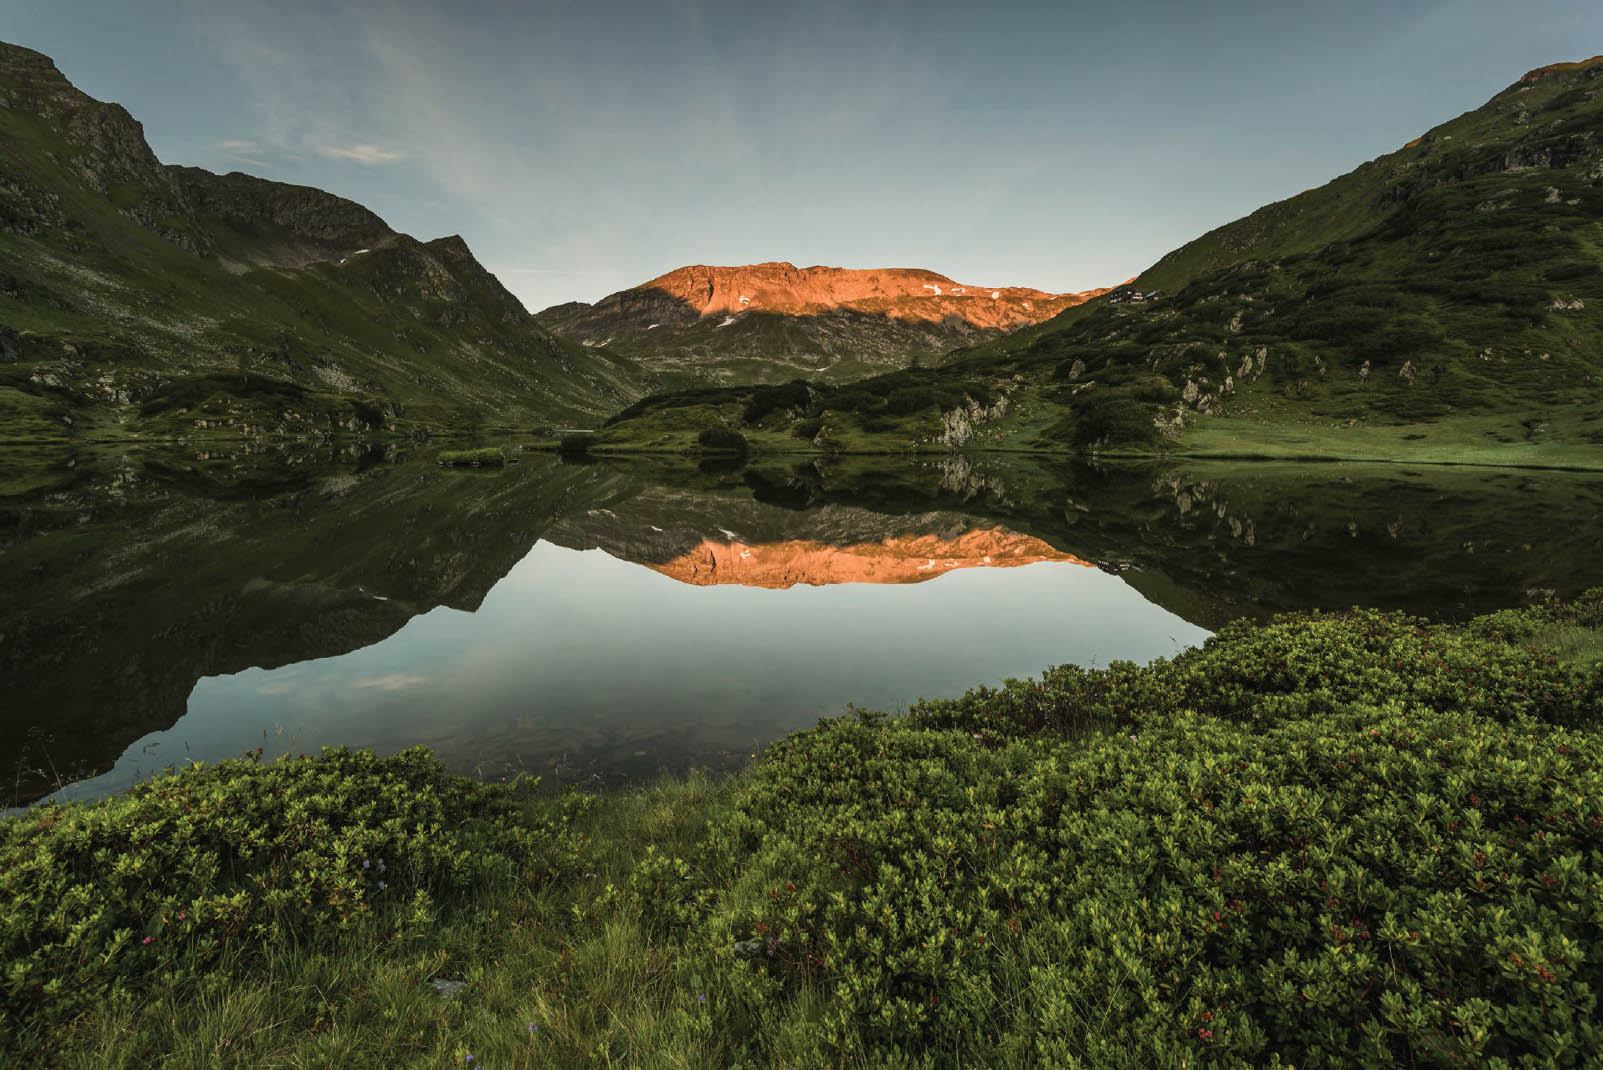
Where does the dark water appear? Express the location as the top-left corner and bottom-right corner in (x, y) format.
(4, 444), (1602, 807)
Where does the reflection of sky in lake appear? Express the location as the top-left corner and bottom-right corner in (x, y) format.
(47, 540), (1210, 804)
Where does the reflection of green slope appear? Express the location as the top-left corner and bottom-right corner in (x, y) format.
(583, 454), (1603, 629)
(1, 451), (632, 802)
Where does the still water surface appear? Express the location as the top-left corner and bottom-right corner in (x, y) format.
(59, 542), (1201, 804)
(5, 447), (1602, 806)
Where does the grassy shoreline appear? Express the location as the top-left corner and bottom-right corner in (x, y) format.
(527, 439), (1603, 473)
(5, 595), (1603, 1065)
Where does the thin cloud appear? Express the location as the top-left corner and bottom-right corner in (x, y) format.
(351, 673), (429, 691)
(218, 138), (268, 167)
(318, 142), (405, 164)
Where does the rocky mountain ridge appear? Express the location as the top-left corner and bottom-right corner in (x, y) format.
(0, 40), (643, 438)
(620, 262), (1100, 329)
(537, 262), (1109, 388)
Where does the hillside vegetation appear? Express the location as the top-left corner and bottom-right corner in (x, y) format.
(5, 595), (1603, 1066)
(0, 42), (643, 443)
(591, 59), (1603, 464)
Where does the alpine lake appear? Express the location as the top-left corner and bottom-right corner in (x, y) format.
(5, 442), (1602, 810)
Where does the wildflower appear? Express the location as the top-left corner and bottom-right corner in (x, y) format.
(1199, 1028), (1213, 1040)
(177, 912), (186, 920)
(377, 881), (387, 891)
(142, 936), (153, 945)
(362, 859), (371, 870)
(697, 993), (707, 1003)
(528, 1022), (538, 1033)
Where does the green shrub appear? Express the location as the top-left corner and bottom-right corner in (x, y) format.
(696, 427), (749, 454)
(558, 432), (597, 454)
(910, 608), (1602, 740)
(742, 381), (811, 425)
(1070, 391), (1161, 449)
(791, 416), (823, 440)
(884, 386), (940, 415)
(0, 748), (565, 1037)
(679, 607), (1603, 1066)
(137, 373), (305, 417)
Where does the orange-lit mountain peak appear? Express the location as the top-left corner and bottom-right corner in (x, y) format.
(633, 262), (1110, 330)
(646, 528), (1091, 589)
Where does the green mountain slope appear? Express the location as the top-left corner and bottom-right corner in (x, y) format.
(593, 58), (1603, 463)
(0, 42), (644, 442)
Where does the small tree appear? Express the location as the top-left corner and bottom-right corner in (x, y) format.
(696, 427), (749, 454)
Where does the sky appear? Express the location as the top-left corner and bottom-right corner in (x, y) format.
(5, 0), (1603, 311)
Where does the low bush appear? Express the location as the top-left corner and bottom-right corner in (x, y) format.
(137, 373), (306, 417)
(910, 607), (1603, 739)
(742, 381), (811, 425)
(696, 427), (749, 454)
(692, 699), (1603, 1066)
(558, 432), (597, 454)
(0, 748), (571, 1039)
(1068, 391), (1162, 449)
(790, 416), (823, 440)
(666, 602), (1603, 1065)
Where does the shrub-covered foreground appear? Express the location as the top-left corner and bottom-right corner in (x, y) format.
(5, 596), (1603, 1066)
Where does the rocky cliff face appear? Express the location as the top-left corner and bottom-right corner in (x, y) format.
(536, 262), (1110, 387)
(167, 166), (394, 268)
(0, 42), (210, 252)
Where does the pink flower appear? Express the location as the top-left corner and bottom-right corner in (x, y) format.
(142, 936), (153, 945)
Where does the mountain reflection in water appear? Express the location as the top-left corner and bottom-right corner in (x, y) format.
(5, 447), (1603, 807)
(646, 530), (1088, 589)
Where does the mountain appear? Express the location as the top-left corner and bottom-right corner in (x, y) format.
(0, 41), (644, 444)
(536, 262), (1109, 388)
(591, 58), (1603, 464)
